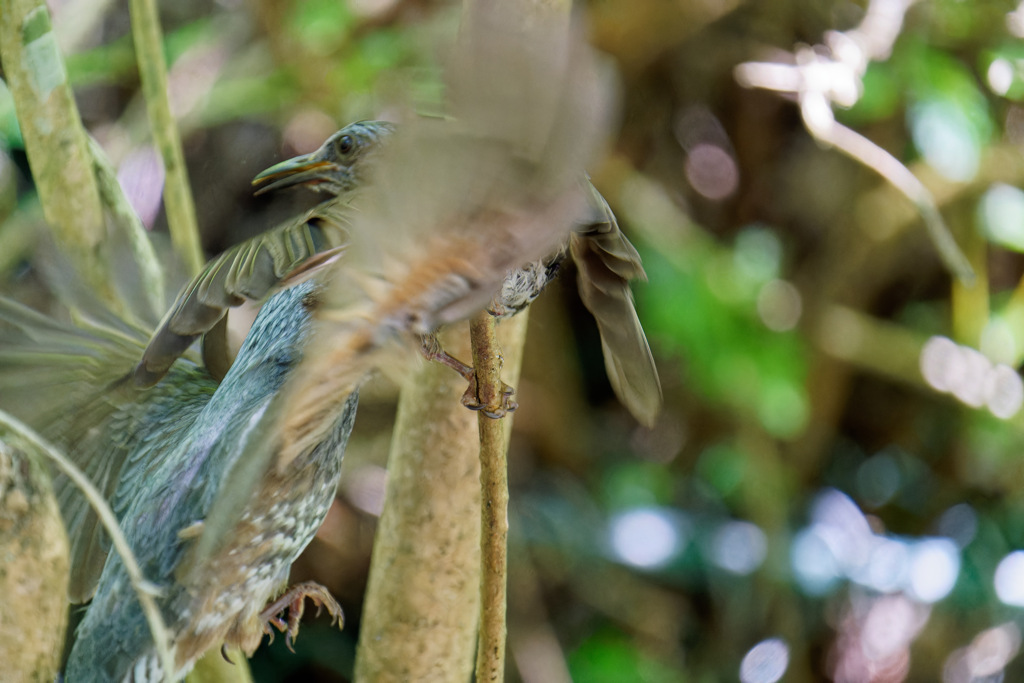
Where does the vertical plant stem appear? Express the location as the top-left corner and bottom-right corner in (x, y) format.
(0, 410), (176, 682)
(0, 0), (118, 310)
(950, 206), (988, 347)
(128, 0), (205, 276)
(355, 323), (484, 682)
(471, 311), (509, 682)
(471, 310), (527, 683)
(0, 432), (69, 682)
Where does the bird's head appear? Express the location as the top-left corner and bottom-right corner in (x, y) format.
(252, 120), (396, 197)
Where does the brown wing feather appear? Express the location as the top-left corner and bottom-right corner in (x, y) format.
(571, 182), (661, 427)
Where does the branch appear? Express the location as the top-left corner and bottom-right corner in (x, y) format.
(471, 311), (512, 683)
(128, 0), (205, 276)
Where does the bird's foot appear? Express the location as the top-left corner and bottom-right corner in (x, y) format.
(260, 581), (344, 652)
(460, 376), (518, 419)
(418, 333), (517, 418)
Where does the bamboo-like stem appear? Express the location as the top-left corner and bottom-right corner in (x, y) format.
(0, 0), (118, 311)
(471, 311), (510, 683)
(0, 410), (176, 681)
(128, 0), (205, 276)
(354, 324), (484, 682)
(0, 431), (69, 682)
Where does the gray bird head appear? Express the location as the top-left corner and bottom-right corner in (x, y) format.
(252, 120), (396, 196)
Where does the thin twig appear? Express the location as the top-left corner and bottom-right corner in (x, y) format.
(470, 311), (509, 683)
(0, 410), (176, 681)
(128, 0), (205, 276)
(809, 118), (975, 285)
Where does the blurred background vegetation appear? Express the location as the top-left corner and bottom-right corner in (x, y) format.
(6, 0), (1024, 681)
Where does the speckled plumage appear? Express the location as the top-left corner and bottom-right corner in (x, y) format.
(49, 280), (359, 682)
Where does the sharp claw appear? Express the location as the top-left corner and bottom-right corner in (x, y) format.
(221, 645), (235, 664)
(258, 581), (345, 652)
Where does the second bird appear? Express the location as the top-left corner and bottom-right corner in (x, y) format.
(252, 120), (662, 425)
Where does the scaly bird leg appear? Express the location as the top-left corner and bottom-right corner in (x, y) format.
(259, 581), (344, 652)
(418, 333), (517, 418)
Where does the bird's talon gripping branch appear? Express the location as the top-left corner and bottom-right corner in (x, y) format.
(421, 333), (517, 418)
(460, 378), (518, 419)
(259, 581), (344, 653)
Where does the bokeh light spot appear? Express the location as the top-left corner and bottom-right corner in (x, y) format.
(854, 537), (908, 593)
(979, 183), (1024, 252)
(995, 551), (1024, 606)
(711, 520), (767, 575)
(921, 336), (960, 393)
(609, 507), (686, 569)
(791, 526), (841, 595)
(920, 337), (1020, 417)
(756, 279), (802, 332)
(856, 451), (901, 508)
(757, 381), (808, 439)
(984, 364), (1024, 419)
(988, 58), (1015, 96)
(685, 143), (739, 200)
(907, 538), (960, 603)
(936, 503), (978, 548)
(968, 623), (1021, 677)
(910, 100), (981, 181)
(733, 227), (782, 285)
(740, 638), (789, 683)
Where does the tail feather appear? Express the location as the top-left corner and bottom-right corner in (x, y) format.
(571, 186), (661, 427)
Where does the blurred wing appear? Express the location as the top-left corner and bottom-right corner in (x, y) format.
(332, 6), (616, 330)
(133, 201), (352, 387)
(0, 297), (209, 602)
(571, 181), (662, 427)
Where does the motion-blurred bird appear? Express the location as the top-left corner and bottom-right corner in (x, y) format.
(251, 121), (662, 425)
(131, 120), (392, 389)
(0, 266), (357, 681)
(185, 6), (624, 566)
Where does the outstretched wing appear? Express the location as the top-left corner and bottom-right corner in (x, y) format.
(132, 201), (352, 388)
(0, 296), (216, 602)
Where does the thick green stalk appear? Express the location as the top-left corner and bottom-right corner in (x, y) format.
(355, 324), (484, 682)
(0, 0), (116, 309)
(128, 0), (205, 276)
(0, 430), (69, 682)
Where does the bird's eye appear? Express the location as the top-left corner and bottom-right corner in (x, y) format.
(337, 135), (354, 155)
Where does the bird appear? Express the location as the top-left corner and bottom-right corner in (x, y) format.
(177, 0), (624, 586)
(131, 120), (394, 390)
(0, 263), (358, 681)
(250, 121), (662, 426)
